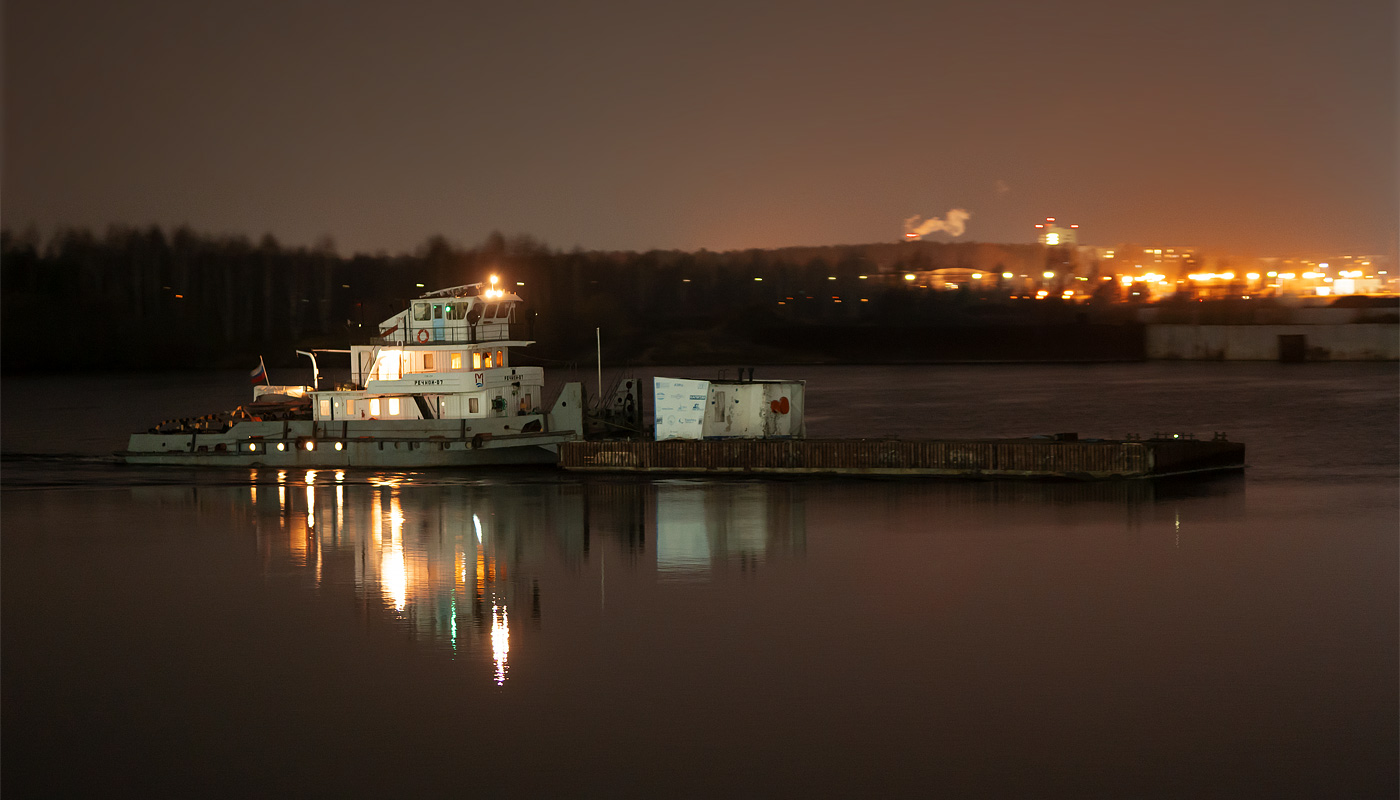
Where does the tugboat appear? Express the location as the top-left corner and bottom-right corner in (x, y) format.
(120, 277), (584, 467)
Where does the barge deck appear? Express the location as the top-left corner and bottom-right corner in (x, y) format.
(559, 436), (1244, 479)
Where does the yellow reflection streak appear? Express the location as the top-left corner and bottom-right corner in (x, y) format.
(382, 492), (407, 611)
(491, 602), (510, 685)
(306, 484), (316, 529)
(277, 470), (287, 522)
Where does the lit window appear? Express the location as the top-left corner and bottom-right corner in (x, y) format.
(319, 399), (331, 418)
(485, 353), (493, 368)
(369, 399), (380, 416)
(347, 398), (355, 415)
(473, 352), (482, 369)
(388, 398), (401, 416)
(496, 350), (504, 367)
(376, 351), (401, 381)
(451, 352), (462, 370)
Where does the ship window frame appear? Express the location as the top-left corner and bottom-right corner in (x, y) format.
(472, 352), (483, 369)
(484, 353), (494, 369)
(413, 302), (430, 321)
(496, 349), (504, 367)
(319, 398), (331, 418)
(482, 303), (498, 319)
(423, 352), (435, 371)
(433, 304), (443, 320)
(469, 397), (479, 414)
(451, 352), (462, 370)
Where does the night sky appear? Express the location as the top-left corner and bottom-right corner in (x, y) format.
(4, 0), (1396, 257)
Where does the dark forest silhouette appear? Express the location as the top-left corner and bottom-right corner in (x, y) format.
(1, 225), (1144, 372)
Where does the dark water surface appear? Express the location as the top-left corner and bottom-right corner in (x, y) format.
(4, 364), (1396, 796)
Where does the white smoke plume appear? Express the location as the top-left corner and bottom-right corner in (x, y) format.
(903, 209), (971, 239)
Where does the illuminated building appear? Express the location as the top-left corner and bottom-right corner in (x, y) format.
(1034, 217), (1079, 247)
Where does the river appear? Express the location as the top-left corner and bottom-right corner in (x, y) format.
(3, 362), (1396, 796)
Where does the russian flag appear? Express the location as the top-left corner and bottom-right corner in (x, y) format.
(250, 358), (267, 385)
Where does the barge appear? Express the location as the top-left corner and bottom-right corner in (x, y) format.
(559, 435), (1244, 479)
(558, 374), (1245, 480)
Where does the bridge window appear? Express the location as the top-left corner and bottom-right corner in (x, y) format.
(496, 349), (504, 367)
(448, 304), (468, 320)
(433, 304), (443, 320)
(472, 352), (482, 369)
(413, 302), (430, 321)
(484, 352), (494, 368)
(483, 303), (498, 319)
(451, 352), (462, 369)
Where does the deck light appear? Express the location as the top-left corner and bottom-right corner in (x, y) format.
(277, 442), (286, 451)
(248, 443), (258, 452)
(305, 441), (315, 451)
(334, 442), (344, 451)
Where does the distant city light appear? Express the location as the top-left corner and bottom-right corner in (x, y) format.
(1043, 271), (1055, 279)
(904, 274), (916, 281)
(1002, 272), (1013, 278)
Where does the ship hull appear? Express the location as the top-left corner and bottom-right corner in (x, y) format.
(121, 418), (573, 469)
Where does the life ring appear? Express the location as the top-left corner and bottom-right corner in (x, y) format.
(417, 329), (430, 343)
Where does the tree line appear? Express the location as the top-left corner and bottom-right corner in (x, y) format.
(2, 225), (1104, 373)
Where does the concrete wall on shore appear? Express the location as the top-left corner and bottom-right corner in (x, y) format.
(1147, 324), (1398, 361)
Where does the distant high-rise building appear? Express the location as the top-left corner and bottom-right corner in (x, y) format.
(1034, 217), (1078, 247)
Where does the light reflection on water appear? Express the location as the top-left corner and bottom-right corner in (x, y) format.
(215, 471), (1247, 686)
